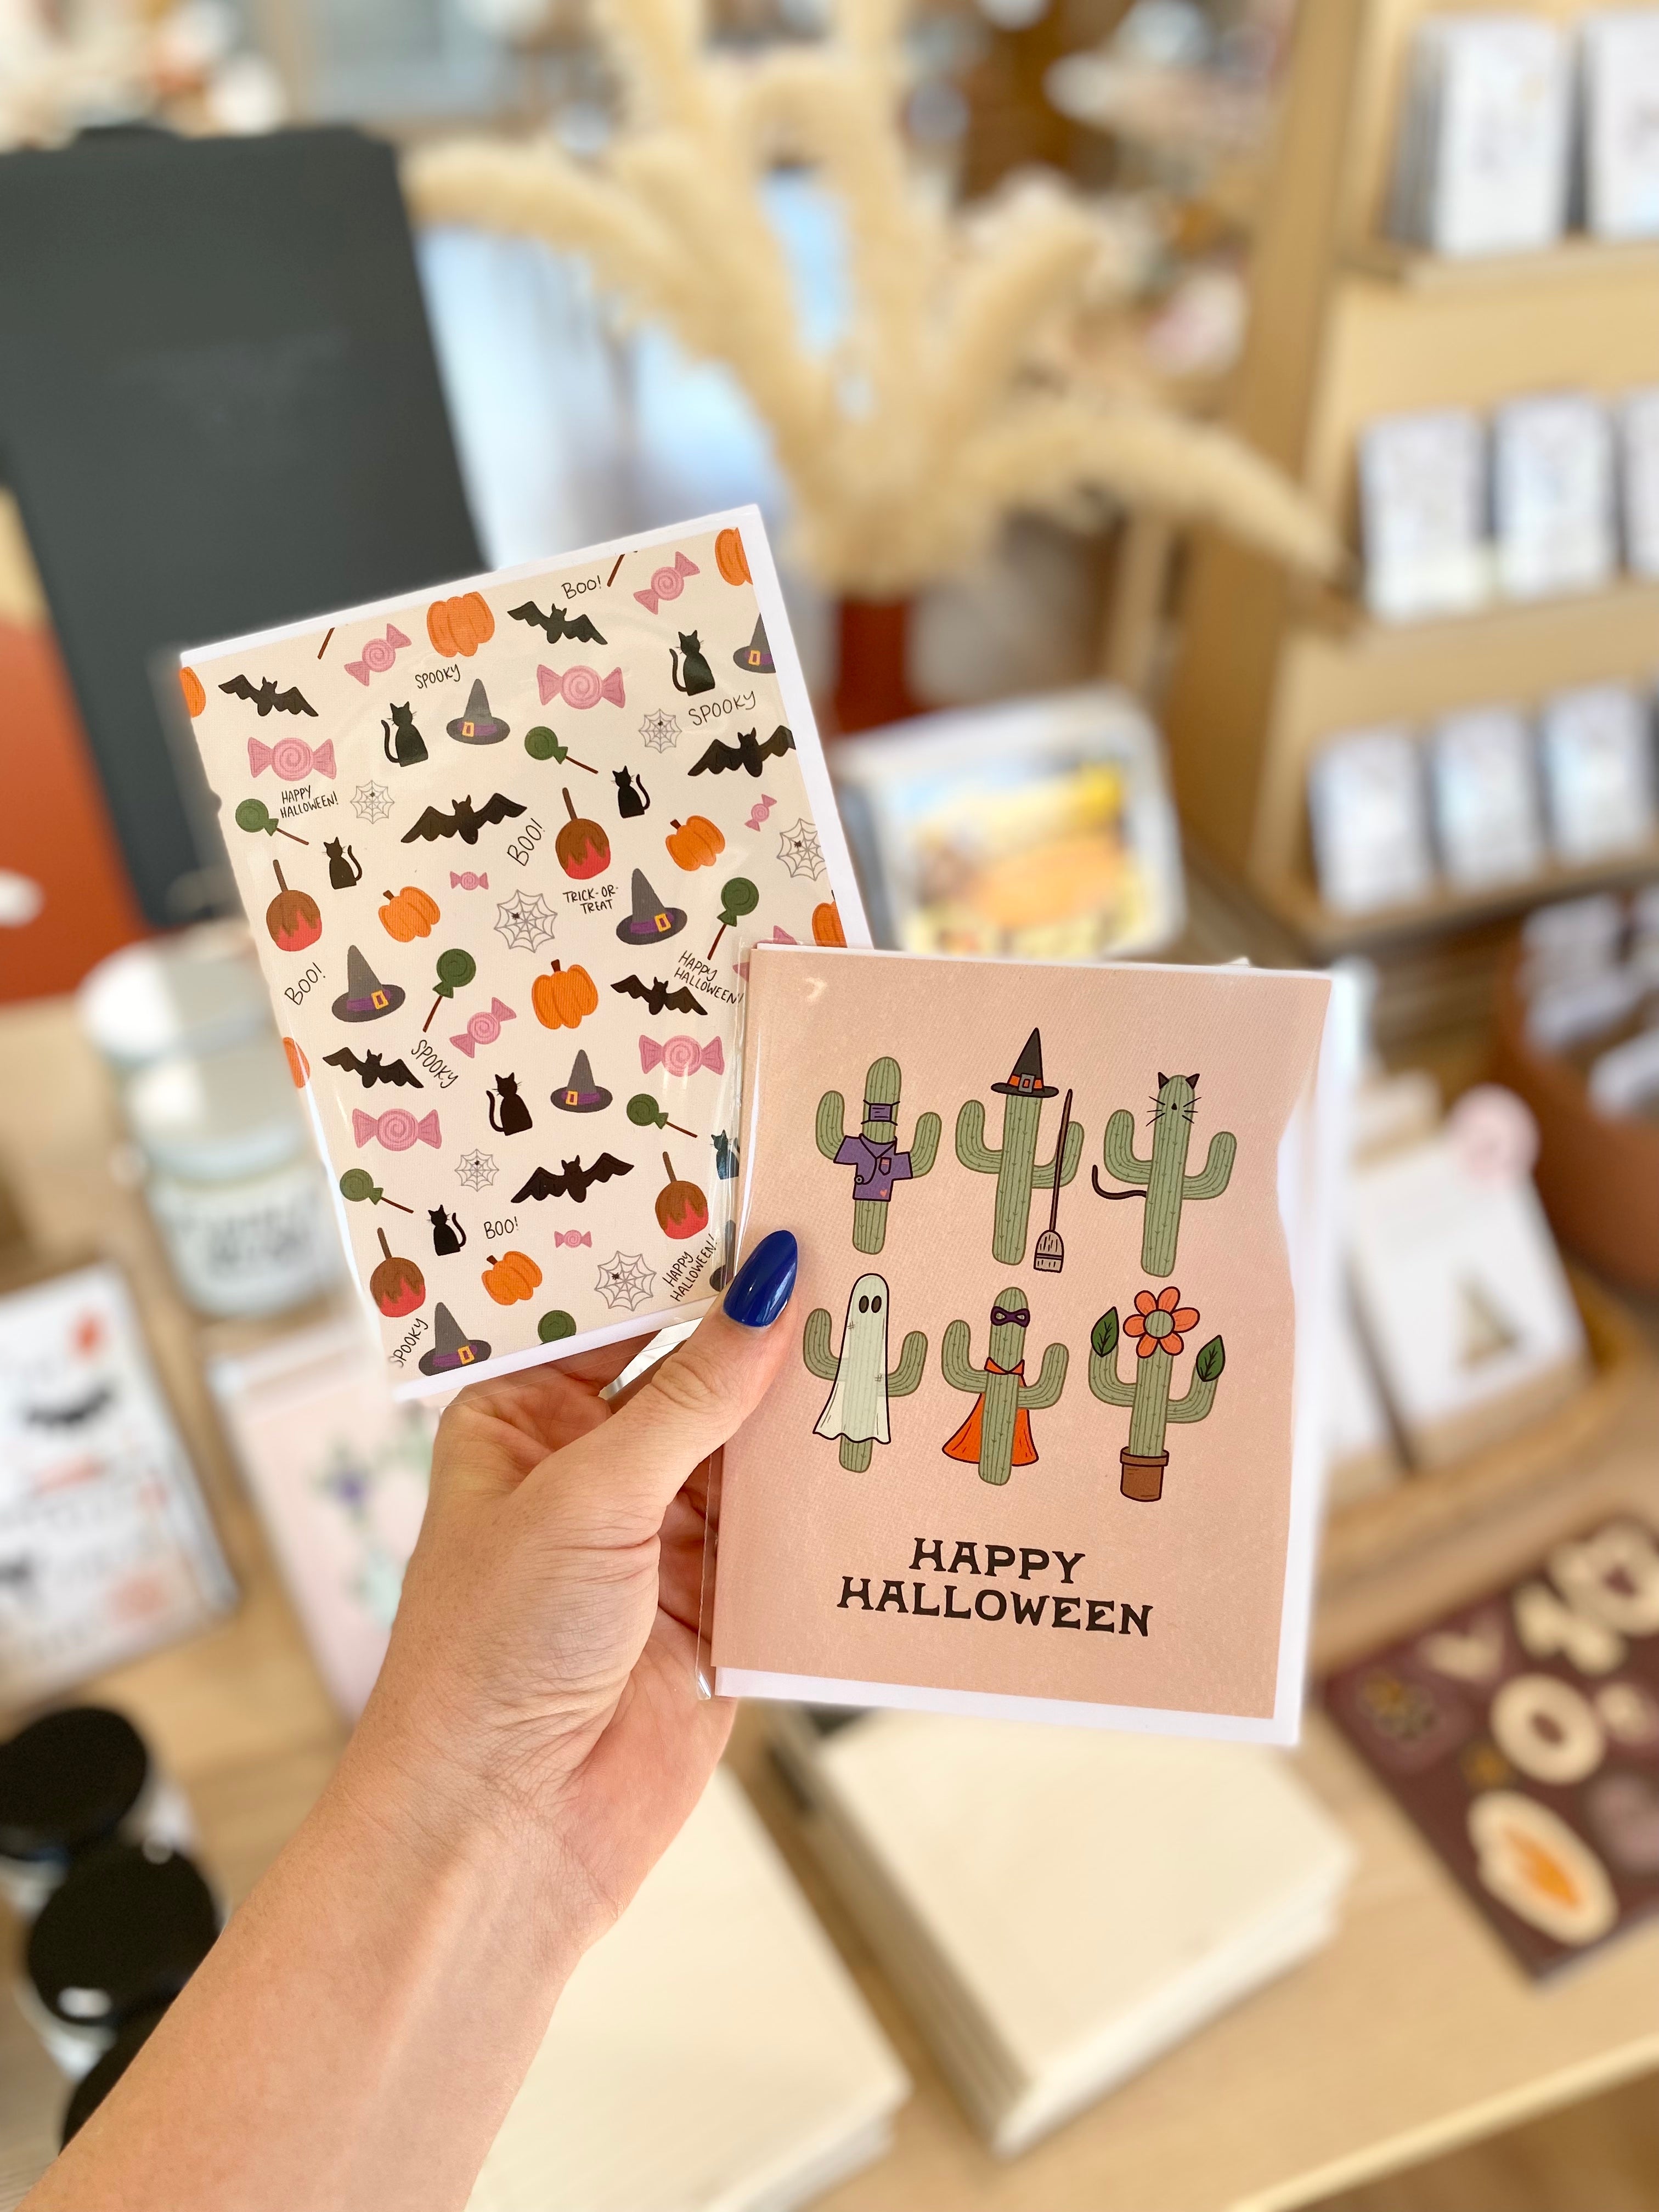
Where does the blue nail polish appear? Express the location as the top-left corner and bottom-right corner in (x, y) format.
(723, 1229), (798, 1328)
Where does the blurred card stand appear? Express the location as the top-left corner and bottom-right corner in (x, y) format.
(0, 126), (480, 929)
(208, 1322), (435, 1720)
(469, 1765), (907, 2212)
(770, 1708), (1352, 2157)
(828, 686), (1183, 960)
(0, 1260), (234, 1710)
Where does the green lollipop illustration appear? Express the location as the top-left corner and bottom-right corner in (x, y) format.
(627, 1093), (698, 1138)
(234, 798), (308, 845)
(707, 877), (759, 960)
(524, 725), (595, 774)
(423, 947), (476, 1034)
(338, 1167), (413, 1214)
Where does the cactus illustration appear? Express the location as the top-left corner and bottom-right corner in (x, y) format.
(804, 1273), (927, 1471)
(1088, 1288), (1224, 1502)
(940, 1286), (1068, 1486)
(1093, 1071), (1235, 1278)
(817, 1054), (941, 1255)
(956, 1028), (1085, 1266)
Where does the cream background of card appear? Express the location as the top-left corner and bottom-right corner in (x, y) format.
(1492, 394), (1616, 601)
(1429, 705), (1545, 890)
(181, 507), (866, 1398)
(466, 1768), (907, 2212)
(1358, 411), (1488, 622)
(803, 1713), (1353, 2154)
(1620, 388), (1659, 575)
(1308, 727), (1434, 914)
(1419, 16), (1571, 257)
(1582, 11), (1659, 239)
(713, 949), (1340, 1740)
(0, 1263), (234, 1701)
(1539, 682), (1657, 861)
(1346, 1135), (1587, 1467)
(209, 1322), (435, 1718)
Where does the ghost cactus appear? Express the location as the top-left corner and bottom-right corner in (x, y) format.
(804, 1273), (927, 1470)
(817, 1055), (941, 1255)
(1093, 1071), (1235, 1278)
(955, 1029), (1084, 1266)
(940, 1286), (1068, 1486)
(1088, 1288), (1224, 1502)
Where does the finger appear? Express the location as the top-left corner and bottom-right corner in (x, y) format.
(540, 1230), (797, 1528)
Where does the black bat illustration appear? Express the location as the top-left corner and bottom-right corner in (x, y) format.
(218, 674), (318, 718)
(400, 793), (527, 847)
(22, 1385), (114, 1428)
(689, 724), (795, 779)
(323, 1047), (423, 1090)
(512, 1153), (634, 1206)
(610, 975), (707, 1017)
(508, 599), (607, 647)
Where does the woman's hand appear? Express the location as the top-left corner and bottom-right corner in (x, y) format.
(348, 1227), (800, 1952)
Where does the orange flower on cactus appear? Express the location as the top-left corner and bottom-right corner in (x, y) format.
(1123, 1285), (1201, 1358)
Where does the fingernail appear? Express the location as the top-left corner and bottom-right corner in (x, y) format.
(723, 1229), (798, 1328)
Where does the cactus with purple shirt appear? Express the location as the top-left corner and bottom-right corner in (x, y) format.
(817, 1056), (941, 1255)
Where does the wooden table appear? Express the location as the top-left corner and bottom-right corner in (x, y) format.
(1, 995), (1656, 2212)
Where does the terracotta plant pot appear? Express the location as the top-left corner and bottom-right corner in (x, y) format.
(833, 597), (921, 734)
(1120, 1448), (1168, 1503)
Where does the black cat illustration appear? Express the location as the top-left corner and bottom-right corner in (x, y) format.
(613, 766), (649, 819)
(713, 1130), (740, 1181)
(429, 1205), (466, 1256)
(487, 1072), (533, 1137)
(382, 702), (428, 767)
(669, 631), (716, 697)
(324, 837), (363, 889)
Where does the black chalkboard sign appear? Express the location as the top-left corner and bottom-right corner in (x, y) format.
(0, 126), (481, 926)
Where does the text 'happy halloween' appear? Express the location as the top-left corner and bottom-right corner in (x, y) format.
(836, 1539), (1151, 1634)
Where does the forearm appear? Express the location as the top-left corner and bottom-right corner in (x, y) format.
(26, 1723), (583, 2212)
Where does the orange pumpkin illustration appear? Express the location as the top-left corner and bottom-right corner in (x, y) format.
(811, 899), (846, 946)
(482, 1249), (543, 1305)
(427, 591), (495, 658)
(654, 1153), (709, 1241)
(266, 861), (321, 953)
(179, 665), (206, 717)
(665, 814), (725, 871)
(379, 884), (441, 942)
(531, 960), (597, 1030)
(714, 528), (751, 586)
(370, 1228), (426, 1318)
(282, 1037), (310, 1087)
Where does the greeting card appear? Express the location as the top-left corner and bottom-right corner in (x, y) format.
(1308, 726), (1435, 916)
(709, 949), (1347, 1743)
(182, 510), (864, 1397)
(1538, 682), (1657, 863)
(1581, 11), (1659, 241)
(1389, 16), (1571, 258)
(1358, 410), (1489, 623)
(1429, 704), (1545, 890)
(1491, 393), (1616, 601)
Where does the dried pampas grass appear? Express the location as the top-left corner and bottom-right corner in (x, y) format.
(404, 0), (1336, 597)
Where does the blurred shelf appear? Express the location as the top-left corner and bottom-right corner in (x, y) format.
(1348, 235), (1659, 293)
(1286, 573), (1659, 650)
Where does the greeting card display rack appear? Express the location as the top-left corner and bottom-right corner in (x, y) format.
(1164, 0), (1659, 960)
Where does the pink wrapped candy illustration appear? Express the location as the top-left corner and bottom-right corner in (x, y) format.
(633, 550), (699, 615)
(537, 664), (625, 710)
(450, 996), (518, 1058)
(344, 623), (411, 685)
(249, 735), (336, 781)
(637, 1034), (724, 1077)
(352, 1107), (441, 1151)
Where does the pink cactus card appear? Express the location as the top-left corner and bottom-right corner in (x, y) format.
(710, 948), (1351, 1742)
(181, 510), (864, 1396)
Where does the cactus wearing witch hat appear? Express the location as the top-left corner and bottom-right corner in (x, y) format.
(956, 1029), (1084, 1267)
(1093, 1071), (1235, 1278)
(1087, 1289), (1224, 1502)
(940, 1287), (1068, 1486)
(817, 1056), (941, 1255)
(804, 1273), (927, 1471)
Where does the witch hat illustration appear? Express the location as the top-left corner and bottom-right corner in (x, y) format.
(417, 1301), (492, 1376)
(734, 616), (775, 675)
(447, 679), (510, 745)
(332, 944), (405, 1023)
(991, 1028), (1057, 1099)
(615, 867), (687, 945)
(552, 1048), (612, 1114)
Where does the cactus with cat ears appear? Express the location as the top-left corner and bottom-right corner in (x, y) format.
(1088, 1293), (1224, 1502)
(817, 1056), (940, 1255)
(1094, 1071), (1235, 1278)
(956, 1028), (1084, 1267)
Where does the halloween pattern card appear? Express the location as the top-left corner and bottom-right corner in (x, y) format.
(709, 948), (1342, 1741)
(182, 510), (864, 1396)
(1324, 1519), (1659, 1977)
